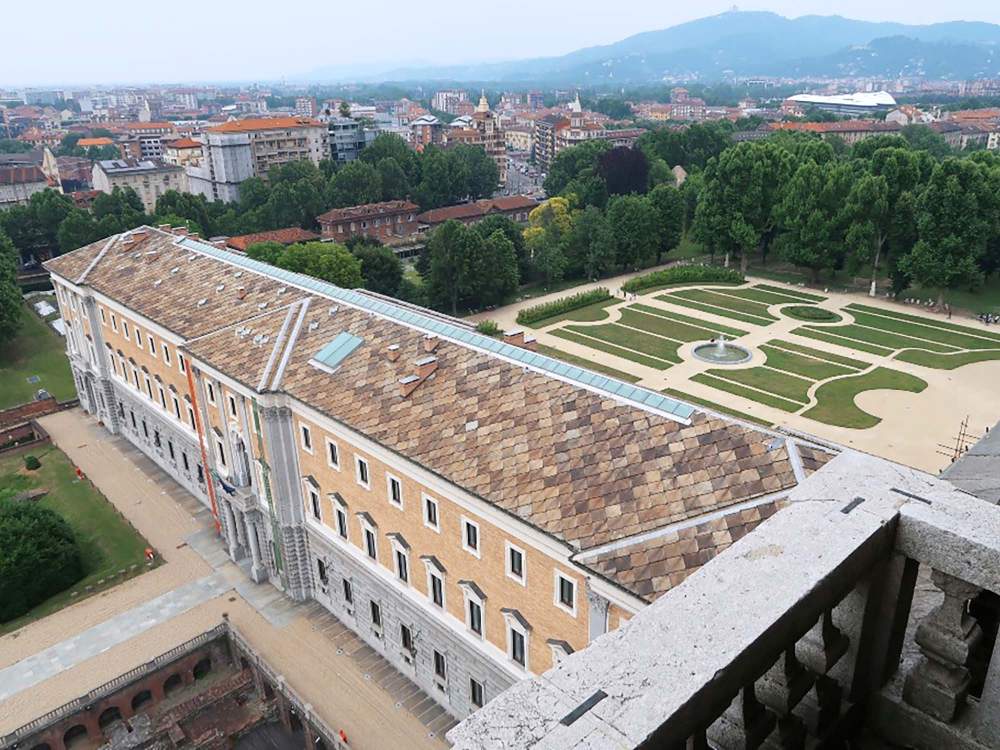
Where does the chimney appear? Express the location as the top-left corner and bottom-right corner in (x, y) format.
(236, 287), (247, 300)
(415, 356), (438, 380)
(386, 344), (400, 362)
(174, 227), (189, 237)
(523, 335), (538, 352)
(189, 232), (200, 240)
(132, 228), (148, 239)
(503, 330), (525, 347)
(158, 223), (172, 231)
(422, 334), (439, 353)
(398, 374), (421, 398)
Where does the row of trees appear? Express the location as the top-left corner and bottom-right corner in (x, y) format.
(690, 134), (1000, 302)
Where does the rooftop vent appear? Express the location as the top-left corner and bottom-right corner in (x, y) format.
(398, 374), (421, 398)
(399, 356), (439, 398)
(329, 305), (339, 316)
(170, 266), (179, 274)
(153, 279), (162, 287)
(278, 287), (287, 294)
(197, 298), (207, 307)
(258, 302), (268, 310)
(423, 334), (439, 353)
(386, 344), (400, 362)
(234, 271), (243, 278)
(237, 287), (247, 300)
(216, 284), (225, 292)
(308, 320), (319, 332)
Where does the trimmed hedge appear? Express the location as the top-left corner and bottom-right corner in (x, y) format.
(475, 320), (502, 337)
(0, 502), (84, 622)
(622, 265), (744, 293)
(516, 288), (611, 326)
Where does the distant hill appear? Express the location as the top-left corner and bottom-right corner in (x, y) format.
(303, 11), (1000, 83)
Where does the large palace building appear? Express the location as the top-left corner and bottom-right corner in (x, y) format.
(45, 226), (835, 720)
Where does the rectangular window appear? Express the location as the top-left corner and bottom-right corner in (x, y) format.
(215, 437), (227, 468)
(178, 353), (187, 374)
(401, 624), (413, 652)
(430, 572), (444, 608)
(342, 578), (353, 604)
(228, 394), (237, 419)
(135, 327), (142, 348)
(182, 452), (190, 471)
(554, 572), (577, 617)
(167, 440), (175, 460)
(147, 334), (156, 355)
(433, 650), (447, 680)
(325, 438), (340, 469)
(206, 382), (216, 404)
(395, 548), (408, 583)
(158, 386), (166, 409)
(370, 600), (382, 628)
(99, 307), (106, 325)
(470, 679), (484, 709)
(462, 518), (480, 557)
(355, 457), (370, 488)
(122, 320), (130, 339)
(364, 527), (377, 560)
(111, 313), (118, 331)
(511, 629), (526, 667)
(468, 599), (483, 636)
(145, 377), (153, 400)
(336, 507), (348, 539)
(309, 487), (321, 520)
(300, 423), (312, 452)
(188, 406), (196, 431)
(317, 558), (328, 584)
(507, 543), (525, 584)
(387, 475), (402, 508)
(130, 411), (137, 429)
(162, 342), (171, 364)
(423, 496), (439, 531)
(172, 396), (181, 420)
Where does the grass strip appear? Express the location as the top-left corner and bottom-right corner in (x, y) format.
(846, 304), (1000, 344)
(766, 340), (867, 370)
(657, 294), (774, 326)
(781, 305), (842, 323)
(629, 303), (747, 338)
(662, 388), (774, 427)
(691, 373), (802, 412)
(551, 329), (673, 370)
(753, 283), (826, 302)
(791, 328), (894, 357)
(536, 344), (641, 382)
(618, 308), (724, 343)
(806, 324), (957, 353)
(565, 323), (683, 363)
(803, 367), (927, 429)
(705, 366), (813, 403)
(0, 305), (76, 409)
(759, 345), (855, 380)
(528, 297), (618, 328)
(723, 287), (814, 306)
(847, 309), (1000, 350)
(671, 288), (778, 321)
(894, 349), (1000, 370)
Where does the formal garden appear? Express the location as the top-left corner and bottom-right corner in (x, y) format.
(0, 445), (155, 634)
(508, 266), (1000, 433)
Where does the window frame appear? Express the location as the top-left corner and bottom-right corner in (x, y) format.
(392, 542), (410, 585)
(461, 517), (481, 559)
(307, 484), (322, 521)
(386, 473), (403, 509)
(355, 455), (371, 489)
(206, 381), (216, 405)
(464, 589), (485, 638)
(299, 422), (313, 453)
(506, 618), (529, 670)
(161, 342), (171, 365)
(505, 541), (526, 586)
(433, 649), (447, 682)
(470, 678), (484, 709)
(423, 495), (440, 532)
(325, 437), (340, 470)
(553, 571), (578, 618)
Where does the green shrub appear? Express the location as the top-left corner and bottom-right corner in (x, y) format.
(516, 288), (611, 326)
(475, 320), (502, 337)
(782, 305), (841, 322)
(24, 455), (40, 471)
(621, 265), (744, 293)
(0, 502), (84, 622)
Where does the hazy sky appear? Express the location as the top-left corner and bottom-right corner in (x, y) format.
(5, 1), (1000, 86)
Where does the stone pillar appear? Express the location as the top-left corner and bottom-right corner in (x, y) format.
(247, 517), (267, 583)
(585, 582), (610, 643)
(904, 570), (982, 723)
(275, 677), (292, 731)
(302, 705), (316, 750)
(223, 500), (242, 560)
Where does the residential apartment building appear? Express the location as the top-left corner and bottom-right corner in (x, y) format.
(324, 117), (373, 164)
(115, 122), (177, 160)
(442, 95), (506, 186)
(532, 114), (568, 171)
(45, 225), (828, 721)
(410, 115), (443, 150)
(317, 200), (419, 243)
(163, 137), (203, 168)
(186, 117), (328, 202)
(432, 90), (469, 115)
(92, 158), (186, 212)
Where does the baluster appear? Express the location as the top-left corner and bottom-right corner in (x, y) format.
(708, 683), (776, 750)
(758, 647), (812, 749)
(903, 569), (982, 722)
(796, 610), (848, 675)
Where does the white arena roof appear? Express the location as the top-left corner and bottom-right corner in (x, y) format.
(788, 91), (897, 108)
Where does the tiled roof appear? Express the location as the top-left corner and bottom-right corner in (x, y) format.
(584, 500), (785, 602)
(226, 228), (319, 252)
(77, 137), (114, 147)
(165, 137), (202, 149)
(317, 201), (419, 225)
(207, 117), (322, 133)
(417, 196), (537, 225)
(46, 227), (835, 599)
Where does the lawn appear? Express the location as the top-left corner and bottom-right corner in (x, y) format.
(528, 297), (619, 328)
(0, 304), (76, 409)
(662, 388), (774, 427)
(802, 368), (928, 429)
(690, 373), (802, 412)
(847, 304), (1000, 342)
(536, 343), (641, 383)
(767, 340), (868, 370)
(782, 306), (842, 323)
(792, 328), (894, 357)
(0, 444), (154, 633)
(551, 328), (674, 370)
(753, 284), (826, 303)
(562, 323), (683, 364)
(894, 349), (1000, 370)
(758, 344), (859, 380)
(671, 288), (778, 321)
(798, 324), (957, 353)
(703, 366), (813, 404)
(846, 309), (1000, 350)
(617, 307), (736, 344)
(628, 303), (747, 338)
(656, 292), (774, 326)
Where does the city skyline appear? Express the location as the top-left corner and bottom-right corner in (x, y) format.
(5, 2), (1000, 86)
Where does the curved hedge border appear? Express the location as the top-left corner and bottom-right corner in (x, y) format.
(782, 305), (842, 323)
(516, 288), (611, 327)
(621, 265), (744, 293)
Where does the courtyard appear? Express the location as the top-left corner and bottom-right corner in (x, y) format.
(479, 274), (1000, 473)
(0, 300), (75, 409)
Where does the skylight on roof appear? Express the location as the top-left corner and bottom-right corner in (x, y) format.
(309, 332), (363, 374)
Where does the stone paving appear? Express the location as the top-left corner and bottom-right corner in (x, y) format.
(1, 409), (448, 750)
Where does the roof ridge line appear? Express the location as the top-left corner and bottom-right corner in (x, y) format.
(257, 301), (302, 392)
(75, 234), (119, 285)
(270, 298), (312, 391)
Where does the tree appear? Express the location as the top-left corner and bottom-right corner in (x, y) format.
(56, 209), (99, 254)
(637, 122), (733, 171)
(275, 242), (363, 288)
(353, 243), (403, 296)
(900, 159), (991, 305)
(245, 241), (286, 265)
(0, 229), (22, 345)
(843, 174), (891, 295)
(449, 144), (498, 200)
(376, 157), (410, 201)
(606, 195), (658, 270)
(523, 197), (573, 285)
(426, 220), (472, 313)
(414, 146), (464, 210)
(598, 147), (649, 196)
(476, 230), (519, 306)
(543, 140), (610, 205)
(647, 158), (675, 189)
(0, 139), (32, 154)
(565, 206), (616, 280)
(647, 184), (685, 264)
(850, 135), (910, 161)
(692, 141), (794, 271)
(359, 133), (421, 184)
(472, 214), (528, 280)
(326, 160), (382, 208)
(339, 101), (352, 118)
(901, 125), (952, 160)
(0, 501), (84, 622)
(776, 160), (853, 282)
(155, 191), (213, 236)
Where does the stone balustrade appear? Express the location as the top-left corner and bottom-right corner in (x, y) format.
(447, 452), (1000, 750)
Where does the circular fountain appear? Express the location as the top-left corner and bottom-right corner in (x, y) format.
(692, 335), (752, 365)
